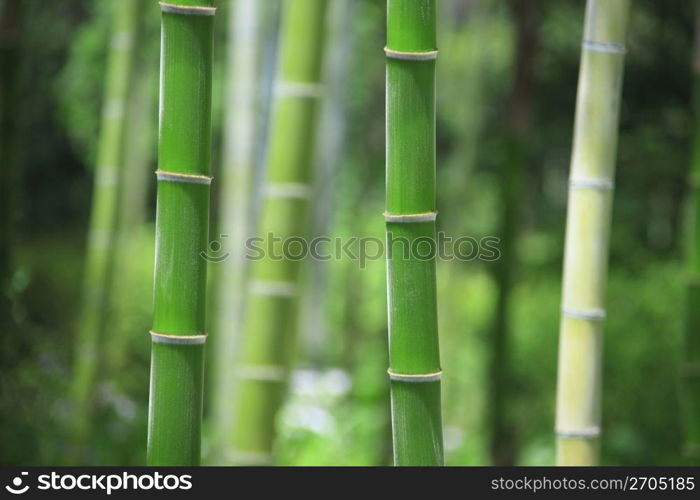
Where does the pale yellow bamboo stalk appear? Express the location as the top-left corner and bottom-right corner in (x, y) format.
(555, 0), (630, 466)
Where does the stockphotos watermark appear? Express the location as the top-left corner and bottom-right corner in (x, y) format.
(201, 232), (501, 269)
(4, 471), (192, 496)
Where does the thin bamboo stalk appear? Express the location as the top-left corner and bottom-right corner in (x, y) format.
(0, 0), (22, 320)
(555, 0), (630, 466)
(70, 0), (139, 446)
(302, 0), (351, 366)
(229, 0), (328, 465)
(489, 0), (538, 466)
(385, 0), (443, 466)
(106, 11), (156, 375)
(681, 2), (700, 463)
(213, 0), (261, 448)
(147, 0), (215, 466)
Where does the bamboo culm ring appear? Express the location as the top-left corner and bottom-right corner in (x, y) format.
(387, 368), (443, 383)
(150, 330), (208, 345)
(159, 2), (217, 17)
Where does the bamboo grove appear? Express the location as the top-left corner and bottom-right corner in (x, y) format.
(3, 0), (700, 468)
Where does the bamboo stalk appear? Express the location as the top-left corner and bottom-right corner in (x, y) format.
(681, 2), (700, 463)
(385, 0), (443, 466)
(70, 0), (139, 446)
(0, 0), (22, 320)
(147, 0), (215, 466)
(555, 0), (630, 466)
(107, 10), (156, 375)
(213, 0), (261, 449)
(489, 0), (538, 467)
(229, 0), (328, 465)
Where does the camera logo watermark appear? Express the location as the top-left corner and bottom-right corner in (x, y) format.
(4, 472), (193, 496)
(201, 232), (501, 269)
(5, 472), (29, 495)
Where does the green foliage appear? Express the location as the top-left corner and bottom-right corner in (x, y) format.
(55, 1), (110, 167)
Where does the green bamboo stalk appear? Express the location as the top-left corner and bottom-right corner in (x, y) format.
(681, 2), (700, 463)
(555, 0), (630, 466)
(213, 0), (261, 449)
(147, 0), (215, 466)
(489, 0), (538, 466)
(70, 0), (139, 446)
(229, 0), (328, 465)
(385, 0), (443, 466)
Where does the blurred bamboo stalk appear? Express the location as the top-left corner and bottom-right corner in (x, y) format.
(489, 0), (538, 467)
(0, 0), (22, 323)
(147, 0), (215, 466)
(300, 0), (351, 368)
(70, 0), (139, 449)
(681, 1), (700, 464)
(213, 0), (261, 451)
(385, 0), (443, 466)
(555, 0), (630, 466)
(229, 0), (328, 465)
(106, 11), (156, 375)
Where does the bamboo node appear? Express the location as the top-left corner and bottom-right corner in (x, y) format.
(275, 81), (323, 99)
(561, 307), (606, 321)
(582, 40), (626, 55)
(159, 2), (217, 16)
(264, 183), (312, 200)
(387, 368), (443, 383)
(556, 427), (601, 439)
(569, 178), (614, 190)
(237, 364), (287, 382)
(383, 211), (437, 223)
(149, 330), (208, 345)
(155, 170), (213, 185)
(248, 280), (298, 297)
(384, 47), (438, 61)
